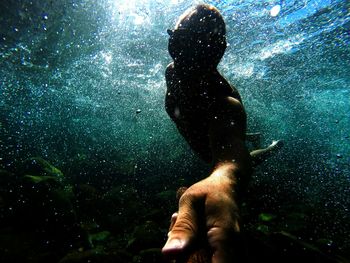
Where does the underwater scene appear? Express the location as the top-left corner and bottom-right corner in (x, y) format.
(0, 0), (349, 262)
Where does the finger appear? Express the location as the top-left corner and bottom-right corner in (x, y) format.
(206, 202), (242, 263)
(162, 193), (199, 255)
(209, 228), (244, 263)
(208, 226), (241, 263)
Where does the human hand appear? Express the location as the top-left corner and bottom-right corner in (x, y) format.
(162, 172), (242, 263)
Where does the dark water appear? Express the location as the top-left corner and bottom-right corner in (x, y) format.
(0, 0), (349, 262)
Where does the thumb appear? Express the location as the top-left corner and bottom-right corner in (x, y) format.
(162, 193), (199, 255)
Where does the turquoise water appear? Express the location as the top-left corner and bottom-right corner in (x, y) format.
(0, 0), (349, 262)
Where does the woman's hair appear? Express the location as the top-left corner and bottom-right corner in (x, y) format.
(175, 4), (226, 37)
(169, 4), (227, 68)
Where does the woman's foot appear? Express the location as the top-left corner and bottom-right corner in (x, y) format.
(268, 140), (284, 151)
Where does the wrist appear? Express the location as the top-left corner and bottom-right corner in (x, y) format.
(209, 163), (240, 191)
(211, 162), (238, 181)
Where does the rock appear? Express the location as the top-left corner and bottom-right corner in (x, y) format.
(88, 231), (111, 247)
(20, 157), (73, 199)
(281, 212), (307, 233)
(0, 170), (20, 226)
(58, 249), (131, 263)
(0, 169), (16, 185)
(0, 169), (16, 194)
(154, 189), (177, 213)
(0, 228), (59, 263)
(256, 224), (270, 234)
(73, 184), (101, 220)
(59, 250), (102, 263)
(101, 185), (145, 233)
(8, 158), (89, 251)
(155, 190), (176, 204)
(142, 209), (165, 223)
(269, 231), (338, 262)
(127, 221), (163, 253)
(134, 248), (162, 263)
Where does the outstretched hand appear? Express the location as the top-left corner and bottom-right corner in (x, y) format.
(162, 170), (243, 263)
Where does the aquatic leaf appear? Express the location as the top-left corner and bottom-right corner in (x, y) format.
(23, 175), (58, 184)
(277, 231), (323, 253)
(24, 157), (64, 180)
(256, 224), (270, 234)
(281, 212), (307, 233)
(258, 213), (277, 222)
(89, 231), (111, 243)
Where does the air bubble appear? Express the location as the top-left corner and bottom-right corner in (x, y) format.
(270, 5), (281, 17)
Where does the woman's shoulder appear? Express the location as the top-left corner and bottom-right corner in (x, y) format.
(165, 62), (175, 76)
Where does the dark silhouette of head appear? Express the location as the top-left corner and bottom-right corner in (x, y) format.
(168, 4), (227, 69)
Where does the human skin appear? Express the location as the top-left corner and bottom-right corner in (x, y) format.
(162, 4), (252, 263)
(163, 92), (252, 263)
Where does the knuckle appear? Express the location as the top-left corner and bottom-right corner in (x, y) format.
(208, 226), (225, 238)
(207, 225), (238, 245)
(207, 227), (227, 245)
(178, 191), (197, 206)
